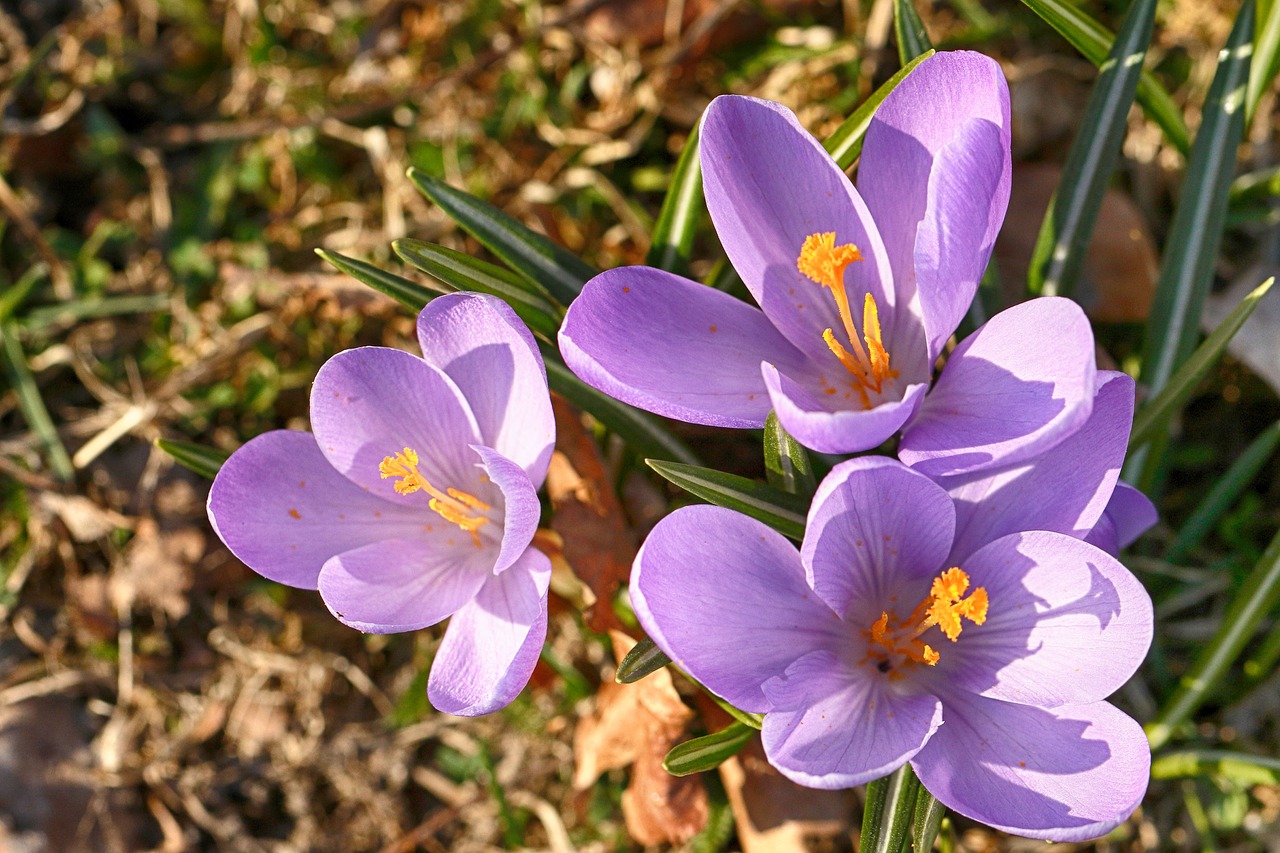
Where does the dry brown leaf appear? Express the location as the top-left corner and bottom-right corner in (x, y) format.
(547, 396), (634, 633)
(37, 492), (131, 542)
(113, 518), (200, 620)
(574, 632), (709, 846)
(719, 739), (856, 853)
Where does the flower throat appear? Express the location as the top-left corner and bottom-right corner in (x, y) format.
(864, 567), (988, 677)
(797, 232), (897, 408)
(379, 447), (490, 546)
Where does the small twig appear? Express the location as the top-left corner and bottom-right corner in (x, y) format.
(0, 173), (72, 299)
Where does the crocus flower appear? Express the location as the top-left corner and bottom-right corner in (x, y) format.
(560, 51), (1097, 474)
(631, 456), (1153, 840)
(207, 293), (556, 716)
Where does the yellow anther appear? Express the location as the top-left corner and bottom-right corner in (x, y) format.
(797, 232), (897, 407)
(864, 567), (987, 672)
(379, 446), (491, 545)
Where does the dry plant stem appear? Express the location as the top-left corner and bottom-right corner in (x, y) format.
(0, 173), (72, 298)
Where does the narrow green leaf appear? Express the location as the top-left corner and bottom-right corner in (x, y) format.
(544, 357), (700, 467)
(663, 722), (756, 776)
(316, 248), (436, 312)
(1027, 0), (1156, 298)
(763, 412), (816, 498)
(1130, 278), (1273, 451)
(1231, 164), (1280, 204)
(645, 124), (703, 277)
(1248, 0), (1280, 122)
(825, 51), (934, 170)
(707, 696), (764, 731)
(1147, 520), (1280, 750)
(1244, 619), (1280, 681)
(1166, 419), (1280, 561)
(21, 294), (171, 332)
(407, 168), (596, 305)
(645, 459), (807, 540)
(1151, 750), (1280, 786)
(615, 637), (672, 684)
(894, 0), (933, 64)
(912, 786), (946, 852)
(155, 438), (229, 480)
(862, 765), (919, 853)
(1, 320), (73, 481)
(393, 238), (563, 341)
(1018, 0), (1191, 154)
(0, 264), (47, 325)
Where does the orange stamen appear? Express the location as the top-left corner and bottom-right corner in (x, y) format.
(864, 567), (987, 673)
(379, 447), (491, 545)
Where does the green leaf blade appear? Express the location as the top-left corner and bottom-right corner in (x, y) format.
(645, 124), (703, 277)
(894, 0), (933, 64)
(155, 438), (228, 480)
(645, 459), (808, 540)
(824, 51), (934, 170)
(663, 722), (756, 776)
(316, 248), (437, 313)
(615, 637), (672, 684)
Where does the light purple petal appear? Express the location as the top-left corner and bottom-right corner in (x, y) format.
(630, 505), (842, 713)
(763, 362), (929, 455)
(802, 457), (954, 618)
(900, 297), (1096, 478)
(428, 547), (552, 716)
(416, 293), (555, 485)
(560, 266), (808, 427)
(1087, 482), (1158, 555)
(913, 118), (1009, 360)
(471, 444), (541, 575)
(935, 531), (1153, 706)
(760, 650), (943, 789)
(208, 430), (422, 589)
(317, 534), (493, 633)
(859, 51), (1011, 360)
(939, 370), (1135, 563)
(700, 95), (901, 368)
(912, 695), (1150, 842)
(311, 346), (484, 504)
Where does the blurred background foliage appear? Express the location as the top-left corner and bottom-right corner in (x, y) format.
(1, 0), (1279, 850)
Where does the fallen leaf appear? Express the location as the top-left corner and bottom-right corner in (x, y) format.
(37, 493), (131, 542)
(112, 518), (200, 620)
(547, 397), (634, 633)
(719, 738), (856, 853)
(574, 632), (708, 845)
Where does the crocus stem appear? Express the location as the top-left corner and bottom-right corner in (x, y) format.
(861, 765), (920, 853)
(912, 784), (947, 851)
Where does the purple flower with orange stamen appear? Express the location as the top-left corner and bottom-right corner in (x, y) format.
(631, 456), (1153, 840)
(560, 52), (1098, 474)
(207, 293), (556, 716)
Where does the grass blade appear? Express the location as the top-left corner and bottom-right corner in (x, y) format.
(645, 124), (703, 277)
(155, 438), (229, 480)
(393, 238), (563, 341)
(1027, 0), (1156, 298)
(1, 320), (74, 481)
(1248, 0), (1280, 123)
(407, 168), (596, 305)
(663, 722), (756, 776)
(861, 765), (919, 853)
(1018, 0), (1191, 154)
(912, 785), (947, 853)
(645, 459), (807, 540)
(1166, 419), (1280, 561)
(544, 356), (699, 466)
(1146, 519), (1280, 750)
(824, 51), (934, 170)
(615, 637), (672, 684)
(317, 248), (438, 312)
(763, 412), (816, 498)
(1130, 277), (1273, 451)
(894, 0), (933, 64)
(1152, 750), (1280, 786)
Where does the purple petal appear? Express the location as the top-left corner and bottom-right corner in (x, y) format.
(700, 95), (902, 369)
(763, 362), (929, 455)
(630, 505), (842, 713)
(317, 534), (493, 633)
(900, 297), (1097, 478)
(428, 547), (552, 716)
(208, 430), (422, 589)
(939, 370), (1136, 563)
(760, 650), (943, 788)
(1087, 483), (1158, 555)
(417, 293), (555, 485)
(935, 531), (1152, 706)
(912, 695), (1150, 842)
(802, 457), (954, 618)
(471, 445), (541, 575)
(311, 346), (484, 504)
(560, 266), (808, 427)
(859, 51), (1011, 360)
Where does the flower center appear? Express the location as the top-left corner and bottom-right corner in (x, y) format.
(863, 567), (988, 678)
(797, 232), (898, 409)
(379, 447), (490, 546)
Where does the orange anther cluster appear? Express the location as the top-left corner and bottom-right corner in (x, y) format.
(379, 447), (491, 545)
(864, 567), (988, 675)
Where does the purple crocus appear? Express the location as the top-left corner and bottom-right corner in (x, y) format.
(207, 293), (556, 716)
(632, 456), (1153, 840)
(560, 51), (1098, 475)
